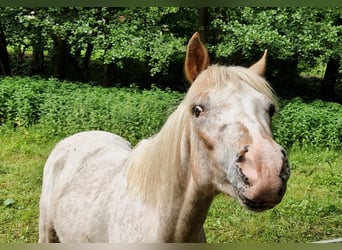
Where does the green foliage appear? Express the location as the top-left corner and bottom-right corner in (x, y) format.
(273, 98), (342, 150)
(0, 7), (192, 78)
(98, 7), (187, 75)
(1, 7), (340, 94)
(0, 77), (183, 145)
(210, 7), (341, 65)
(1, 77), (342, 149)
(3, 77), (342, 149)
(0, 77), (44, 127)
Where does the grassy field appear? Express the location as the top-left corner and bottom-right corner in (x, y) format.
(0, 127), (341, 243)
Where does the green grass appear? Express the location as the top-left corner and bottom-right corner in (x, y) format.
(0, 128), (60, 242)
(0, 127), (341, 243)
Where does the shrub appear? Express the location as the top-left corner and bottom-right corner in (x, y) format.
(0, 77), (46, 127)
(0, 77), (341, 149)
(272, 97), (342, 150)
(0, 77), (183, 145)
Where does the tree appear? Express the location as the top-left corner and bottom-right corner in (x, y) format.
(0, 20), (11, 76)
(0, 7), (340, 99)
(319, 8), (341, 101)
(208, 7), (341, 99)
(47, 7), (86, 79)
(199, 7), (209, 44)
(0, 7), (45, 76)
(95, 7), (187, 86)
(321, 55), (340, 102)
(0, 7), (27, 76)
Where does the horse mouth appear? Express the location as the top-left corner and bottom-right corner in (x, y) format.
(236, 191), (276, 212)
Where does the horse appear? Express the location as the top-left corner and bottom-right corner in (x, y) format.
(38, 32), (290, 243)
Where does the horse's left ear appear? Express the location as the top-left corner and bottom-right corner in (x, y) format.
(184, 32), (209, 84)
(249, 50), (267, 76)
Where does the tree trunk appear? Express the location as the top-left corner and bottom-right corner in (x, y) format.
(52, 35), (68, 79)
(83, 43), (94, 70)
(79, 43), (93, 81)
(32, 41), (45, 75)
(103, 62), (115, 87)
(199, 7), (209, 44)
(0, 22), (12, 76)
(15, 44), (28, 74)
(321, 55), (340, 102)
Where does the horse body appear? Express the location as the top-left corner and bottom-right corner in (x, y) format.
(39, 33), (290, 243)
(40, 129), (210, 242)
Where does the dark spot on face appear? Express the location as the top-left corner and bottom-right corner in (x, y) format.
(219, 124), (227, 132)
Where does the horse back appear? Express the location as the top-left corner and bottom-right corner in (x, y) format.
(42, 131), (131, 187)
(39, 131), (132, 242)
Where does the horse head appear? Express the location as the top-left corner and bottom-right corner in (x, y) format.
(184, 32), (290, 212)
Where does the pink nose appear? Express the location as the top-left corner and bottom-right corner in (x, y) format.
(235, 144), (290, 211)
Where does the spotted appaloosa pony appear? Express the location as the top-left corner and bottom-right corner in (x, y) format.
(39, 32), (290, 243)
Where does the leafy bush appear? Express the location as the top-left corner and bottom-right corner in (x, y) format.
(0, 77), (183, 145)
(1, 77), (341, 149)
(0, 77), (46, 127)
(273, 97), (342, 149)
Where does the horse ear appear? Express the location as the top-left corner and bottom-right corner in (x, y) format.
(184, 32), (209, 84)
(249, 50), (267, 76)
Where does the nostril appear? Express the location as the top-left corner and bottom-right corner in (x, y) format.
(236, 145), (249, 163)
(279, 160), (290, 182)
(237, 155), (244, 163)
(280, 148), (290, 181)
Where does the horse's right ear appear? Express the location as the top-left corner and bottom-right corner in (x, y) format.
(249, 50), (268, 76)
(184, 32), (209, 84)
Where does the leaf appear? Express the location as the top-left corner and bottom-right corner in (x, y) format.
(3, 198), (16, 207)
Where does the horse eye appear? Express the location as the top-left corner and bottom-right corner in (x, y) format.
(268, 104), (275, 117)
(192, 105), (204, 118)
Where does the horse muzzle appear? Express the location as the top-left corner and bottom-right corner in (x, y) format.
(233, 144), (290, 212)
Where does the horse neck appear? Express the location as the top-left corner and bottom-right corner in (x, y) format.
(125, 103), (190, 203)
(171, 120), (215, 242)
(172, 174), (214, 242)
(125, 103), (214, 241)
